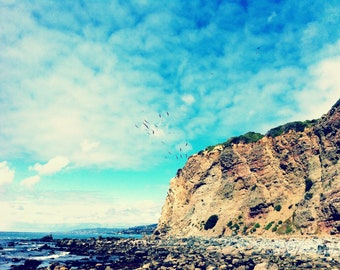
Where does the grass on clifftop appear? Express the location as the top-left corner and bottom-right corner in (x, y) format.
(200, 118), (319, 154)
(204, 132), (264, 153)
(266, 119), (318, 137)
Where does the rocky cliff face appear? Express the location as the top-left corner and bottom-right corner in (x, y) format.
(156, 99), (340, 237)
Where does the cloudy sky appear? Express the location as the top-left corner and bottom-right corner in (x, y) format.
(0, 0), (339, 232)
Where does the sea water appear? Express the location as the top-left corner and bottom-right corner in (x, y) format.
(0, 231), (142, 269)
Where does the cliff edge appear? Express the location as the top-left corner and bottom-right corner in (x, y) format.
(156, 99), (340, 237)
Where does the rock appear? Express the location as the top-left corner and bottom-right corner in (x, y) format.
(58, 266), (70, 270)
(39, 234), (54, 242)
(221, 246), (237, 255)
(141, 262), (151, 269)
(254, 262), (278, 270)
(156, 99), (340, 237)
(38, 243), (51, 250)
(40, 236), (340, 269)
(8, 241), (15, 247)
(24, 259), (41, 269)
(317, 243), (329, 254)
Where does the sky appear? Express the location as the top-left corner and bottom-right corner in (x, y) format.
(0, 0), (339, 232)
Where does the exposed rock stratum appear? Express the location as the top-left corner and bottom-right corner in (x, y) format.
(156, 99), (340, 237)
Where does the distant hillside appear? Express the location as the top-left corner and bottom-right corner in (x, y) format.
(156, 99), (340, 237)
(69, 224), (157, 236)
(119, 224), (157, 235)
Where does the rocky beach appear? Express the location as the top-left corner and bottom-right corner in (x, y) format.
(4, 235), (339, 270)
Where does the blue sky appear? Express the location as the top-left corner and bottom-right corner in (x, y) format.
(0, 0), (339, 232)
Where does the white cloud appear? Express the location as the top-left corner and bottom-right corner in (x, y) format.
(0, 161), (15, 186)
(20, 175), (41, 188)
(31, 156), (69, 176)
(81, 140), (100, 153)
(0, 190), (162, 231)
(0, 1), (339, 172)
(295, 54), (340, 120)
(181, 94), (195, 105)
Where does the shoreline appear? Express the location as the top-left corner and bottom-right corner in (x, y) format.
(4, 235), (338, 270)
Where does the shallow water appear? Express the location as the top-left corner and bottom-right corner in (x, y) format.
(0, 231), (141, 270)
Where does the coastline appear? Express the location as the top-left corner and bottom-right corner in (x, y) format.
(1, 234), (339, 269)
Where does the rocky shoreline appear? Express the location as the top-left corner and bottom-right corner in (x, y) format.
(8, 236), (340, 270)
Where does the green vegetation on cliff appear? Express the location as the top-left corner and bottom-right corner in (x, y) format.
(204, 132), (264, 152)
(201, 118), (319, 154)
(223, 131), (264, 147)
(266, 119), (318, 137)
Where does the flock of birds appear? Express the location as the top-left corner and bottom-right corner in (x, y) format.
(134, 111), (191, 161)
(132, 46), (263, 161)
(134, 111), (170, 135)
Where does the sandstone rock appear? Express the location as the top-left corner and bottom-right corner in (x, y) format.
(220, 246), (237, 255)
(53, 266), (68, 270)
(254, 261), (278, 270)
(141, 262), (151, 268)
(156, 99), (340, 237)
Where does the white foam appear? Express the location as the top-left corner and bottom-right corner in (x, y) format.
(30, 251), (70, 260)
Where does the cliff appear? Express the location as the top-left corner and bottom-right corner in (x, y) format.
(156, 99), (340, 237)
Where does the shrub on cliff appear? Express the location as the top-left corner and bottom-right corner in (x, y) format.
(265, 221), (275, 230)
(204, 215), (219, 230)
(304, 192), (313, 200)
(205, 145), (216, 152)
(223, 132), (264, 147)
(266, 119), (318, 137)
(274, 205), (282, 211)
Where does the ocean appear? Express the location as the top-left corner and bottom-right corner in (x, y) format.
(0, 231), (143, 270)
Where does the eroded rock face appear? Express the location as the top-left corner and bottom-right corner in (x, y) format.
(156, 99), (340, 237)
